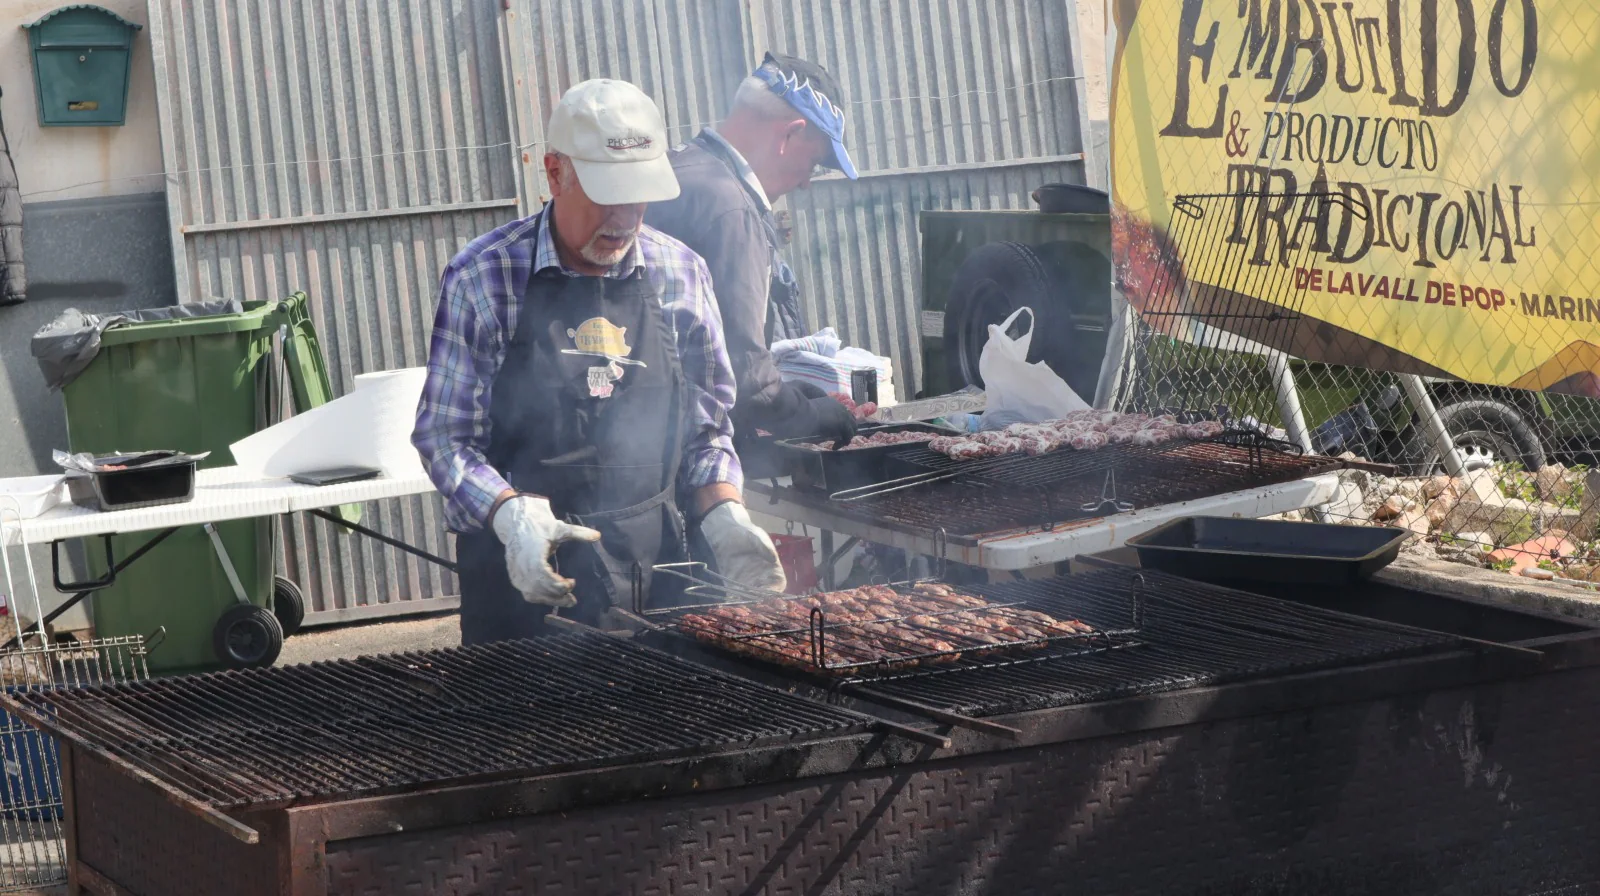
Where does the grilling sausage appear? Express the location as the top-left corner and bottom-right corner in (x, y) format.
(673, 583), (1095, 671)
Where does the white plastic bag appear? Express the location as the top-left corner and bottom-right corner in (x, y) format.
(978, 307), (1090, 425)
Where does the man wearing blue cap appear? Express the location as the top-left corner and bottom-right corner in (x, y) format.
(648, 52), (861, 453)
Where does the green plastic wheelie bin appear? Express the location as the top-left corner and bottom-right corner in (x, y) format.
(59, 293), (333, 675)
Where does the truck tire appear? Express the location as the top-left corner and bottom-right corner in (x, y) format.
(1410, 399), (1545, 476)
(942, 241), (1109, 403)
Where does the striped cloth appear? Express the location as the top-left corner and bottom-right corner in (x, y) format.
(772, 328), (897, 406)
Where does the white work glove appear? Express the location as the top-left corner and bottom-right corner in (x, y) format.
(491, 496), (602, 607)
(700, 501), (787, 592)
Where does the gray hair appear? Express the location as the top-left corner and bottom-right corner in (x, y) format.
(731, 75), (800, 121)
(549, 151), (580, 191)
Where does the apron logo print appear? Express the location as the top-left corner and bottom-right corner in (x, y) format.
(567, 318), (631, 358)
(587, 362), (624, 398)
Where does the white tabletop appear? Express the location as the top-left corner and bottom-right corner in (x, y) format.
(749, 473), (1341, 571)
(1, 467), (437, 546)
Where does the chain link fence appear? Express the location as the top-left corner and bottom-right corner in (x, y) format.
(1112, 190), (1600, 585)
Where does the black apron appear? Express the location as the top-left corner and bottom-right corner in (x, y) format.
(456, 223), (690, 645)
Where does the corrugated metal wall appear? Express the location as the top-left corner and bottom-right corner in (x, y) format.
(146, 0), (519, 620)
(502, 0), (754, 208)
(145, 0), (1091, 621)
(506, 0), (1091, 396)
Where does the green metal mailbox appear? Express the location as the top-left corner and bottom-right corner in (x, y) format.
(23, 5), (142, 127)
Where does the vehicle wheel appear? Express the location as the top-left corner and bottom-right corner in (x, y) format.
(272, 576), (306, 637)
(942, 241), (1110, 402)
(1410, 399), (1546, 476)
(212, 605), (284, 669)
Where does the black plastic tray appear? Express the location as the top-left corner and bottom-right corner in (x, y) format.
(775, 423), (958, 493)
(65, 451), (198, 512)
(1125, 516), (1409, 586)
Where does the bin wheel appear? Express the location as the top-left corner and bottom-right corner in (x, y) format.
(213, 605), (284, 669)
(272, 576), (307, 637)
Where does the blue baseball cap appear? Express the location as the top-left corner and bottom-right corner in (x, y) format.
(751, 52), (858, 180)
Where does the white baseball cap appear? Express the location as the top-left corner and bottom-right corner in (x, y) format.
(547, 79), (680, 205)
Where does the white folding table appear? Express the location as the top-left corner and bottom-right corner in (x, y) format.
(0, 467), (442, 646)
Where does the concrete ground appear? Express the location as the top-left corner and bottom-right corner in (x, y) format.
(1386, 551), (1600, 623)
(277, 610), (461, 666)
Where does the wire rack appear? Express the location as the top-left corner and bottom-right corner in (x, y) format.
(0, 635), (151, 892)
(641, 564), (1141, 681)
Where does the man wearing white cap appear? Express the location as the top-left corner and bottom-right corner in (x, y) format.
(414, 79), (785, 645)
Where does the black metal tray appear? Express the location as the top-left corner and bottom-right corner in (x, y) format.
(1125, 516), (1408, 586)
(775, 423), (958, 493)
(64, 451), (198, 512)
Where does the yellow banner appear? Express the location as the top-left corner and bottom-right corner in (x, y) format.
(1110, 0), (1600, 396)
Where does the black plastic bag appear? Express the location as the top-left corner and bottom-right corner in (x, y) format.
(30, 299), (243, 391)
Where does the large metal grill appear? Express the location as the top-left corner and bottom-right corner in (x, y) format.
(0, 633), (871, 812)
(824, 442), (1341, 541)
(850, 568), (1463, 716)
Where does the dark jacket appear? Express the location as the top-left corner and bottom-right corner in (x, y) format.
(646, 132), (809, 434)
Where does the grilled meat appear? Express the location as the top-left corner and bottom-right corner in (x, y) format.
(927, 411), (1226, 460)
(674, 582), (1095, 672)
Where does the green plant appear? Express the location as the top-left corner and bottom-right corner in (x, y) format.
(1490, 557), (1517, 572)
(1496, 462), (1537, 502)
(1499, 516), (1537, 548)
(1538, 559), (1563, 573)
(1562, 465), (1589, 511)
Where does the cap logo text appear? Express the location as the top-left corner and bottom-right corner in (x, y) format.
(607, 135), (653, 151)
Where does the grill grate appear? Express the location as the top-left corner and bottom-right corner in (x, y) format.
(1, 633), (870, 811)
(852, 568), (1460, 715)
(829, 443), (1338, 540)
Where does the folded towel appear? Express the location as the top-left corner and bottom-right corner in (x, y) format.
(771, 327), (841, 360)
(777, 348), (897, 407)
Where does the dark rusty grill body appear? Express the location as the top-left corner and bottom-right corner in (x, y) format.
(827, 442), (1340, 541)
(30, 582), (1600, 896)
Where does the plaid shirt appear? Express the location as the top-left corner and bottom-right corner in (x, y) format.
(413, 205), (742, 533)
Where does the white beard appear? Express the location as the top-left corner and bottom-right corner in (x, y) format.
(580, 228), (637, 268)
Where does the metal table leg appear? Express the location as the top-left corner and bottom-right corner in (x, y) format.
(306, 508), (457, 572)
(203, 523), (252, 606)
(0, 528), (179, 652)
